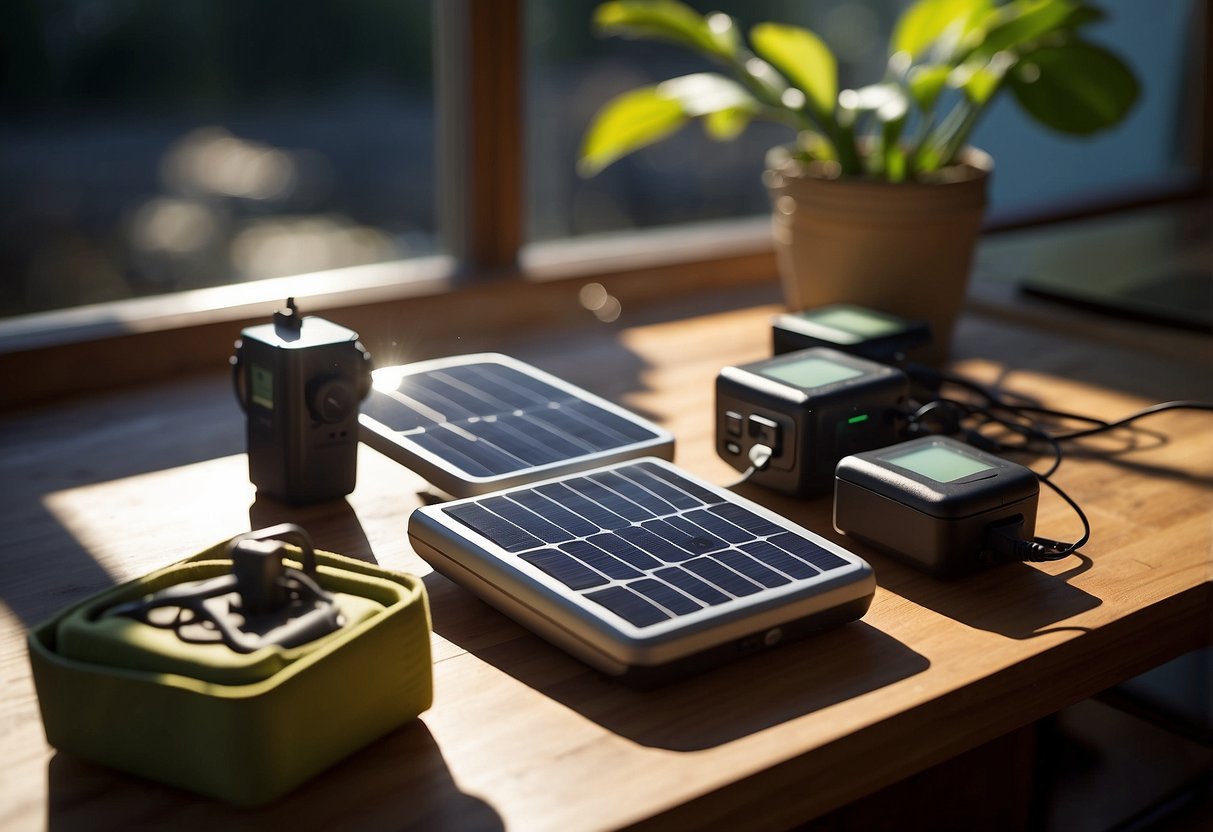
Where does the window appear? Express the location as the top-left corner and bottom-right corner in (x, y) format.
(1, 0), (1208, 398)
(0, 0), (435, 319)
(972, 0), (1208, 224)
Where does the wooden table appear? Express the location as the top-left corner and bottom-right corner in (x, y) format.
(2, 253), (1211, 829)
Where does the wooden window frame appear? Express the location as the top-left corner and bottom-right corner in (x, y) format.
(1, 0), (1209, 408)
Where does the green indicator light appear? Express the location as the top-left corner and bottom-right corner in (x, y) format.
(847, 414), (869, 425)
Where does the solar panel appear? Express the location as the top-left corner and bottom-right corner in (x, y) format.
(359, 354), (675, 498)
(408, 457), (875, 685)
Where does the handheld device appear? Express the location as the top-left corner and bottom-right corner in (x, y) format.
(833, 435), (1039, 577)
(359, 353), (674, 498)
(715, 347), (908, 495)
(772, 304), (931, 364)
(232, 298), (372, 504)
(408, 457), (875, 685)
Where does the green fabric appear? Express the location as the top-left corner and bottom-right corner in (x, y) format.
(57, 561), (390, 685)
(28, 545), (433, 806)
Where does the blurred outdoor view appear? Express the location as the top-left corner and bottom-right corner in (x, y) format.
(0, 0), (1203, 319)
(0, 0), (435, 318)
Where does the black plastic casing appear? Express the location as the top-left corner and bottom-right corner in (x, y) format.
(771, 305), (931, 364)
(235, 316), (372, 504)
(715, 347), (908, 495)
(833, 436), (1039, 578)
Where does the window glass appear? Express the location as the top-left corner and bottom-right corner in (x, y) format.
(526, 0), (1204, 242)
(973, 1), (1204, 221)
(0, 0), (435, 319)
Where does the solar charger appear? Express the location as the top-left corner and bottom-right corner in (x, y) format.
(359, 353), (674, 498)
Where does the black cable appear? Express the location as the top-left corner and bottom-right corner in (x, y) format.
(903, 365), (1213, 444)
(1025, 475), (1091, 560)
(1049, 400), (1213, 441)
(905, 376), (1211, 563)
(983, 475), (1090, 562)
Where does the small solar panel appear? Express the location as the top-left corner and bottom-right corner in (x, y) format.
(408, 457), (875, 684)
(360, 354), (675, 498)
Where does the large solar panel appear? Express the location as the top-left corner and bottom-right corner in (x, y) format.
(408, 457), (875, 685)
(360, 354), (675, 497)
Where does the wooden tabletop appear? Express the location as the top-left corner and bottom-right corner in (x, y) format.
(2, 251), (1211, 830)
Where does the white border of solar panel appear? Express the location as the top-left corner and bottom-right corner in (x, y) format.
(408, 457), (874, 673)
(360, 353), (676, 498)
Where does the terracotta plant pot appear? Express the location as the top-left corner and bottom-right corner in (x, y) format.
(764, 147), (992, 365)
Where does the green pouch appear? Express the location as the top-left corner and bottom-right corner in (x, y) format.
(27, 540), (433, 806)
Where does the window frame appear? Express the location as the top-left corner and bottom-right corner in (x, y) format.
(1, 0), (1209, 408)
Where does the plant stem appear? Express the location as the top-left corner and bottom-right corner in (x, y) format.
(920, 99), (972, 170)
(718, 50), (839, 161)
(938, 103), (983, 167)
(831, 121), (863, 175)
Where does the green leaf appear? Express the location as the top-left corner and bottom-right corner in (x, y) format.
(703, 106), (753, 140)
(659, 73), (759, 140)
(972, 0), (1078, 60)
(958, 65), (1002, 105)
(578, 87), (689, 176)
(840, 84), (908, 122)
(885, 143), (908, 182)
(750, 22), (837, 117)
(907, 64), (951, 110)
(656, 72), (758, 117)
(891, 0), (993, 60)
(703, 11), (742, 58)
(593, 0), (727, 58)
(578, 74), (760, 174)
(1060, 4), (1106, 30)
(744, 56), (790, 101)
(1009, 41), (1139, 134)
(949, 51), (1015, 105)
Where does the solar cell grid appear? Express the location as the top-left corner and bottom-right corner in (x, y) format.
(361, 357), (673, 492)
(439, 461), (855, 629)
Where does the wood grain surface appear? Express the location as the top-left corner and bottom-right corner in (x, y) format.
(2, 255), (1210, 831)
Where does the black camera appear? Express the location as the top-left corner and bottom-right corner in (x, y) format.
(232, 298), (372, 504)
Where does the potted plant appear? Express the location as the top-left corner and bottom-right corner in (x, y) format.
(578, 0), (1139, 362)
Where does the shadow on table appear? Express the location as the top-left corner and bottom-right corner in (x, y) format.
(250, 494), (378, 564)
(46, 719), (502, 831)
(873, 553), (1102, 639)
(426, 571), (929, 752)
(720, 487), (1101, 638)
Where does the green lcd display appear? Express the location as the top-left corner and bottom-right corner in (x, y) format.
(809, 307), (904, 339)
(887, 445), (994, 483)
(760, 357), (863, 389)
(251, 364), (274, 410)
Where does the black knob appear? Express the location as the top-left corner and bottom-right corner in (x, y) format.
(308, 377), (357, 424)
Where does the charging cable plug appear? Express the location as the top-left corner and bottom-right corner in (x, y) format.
(985, 518), (1075, 563)
(727, 443), (774, 489)
(748, 443), (773, 472)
